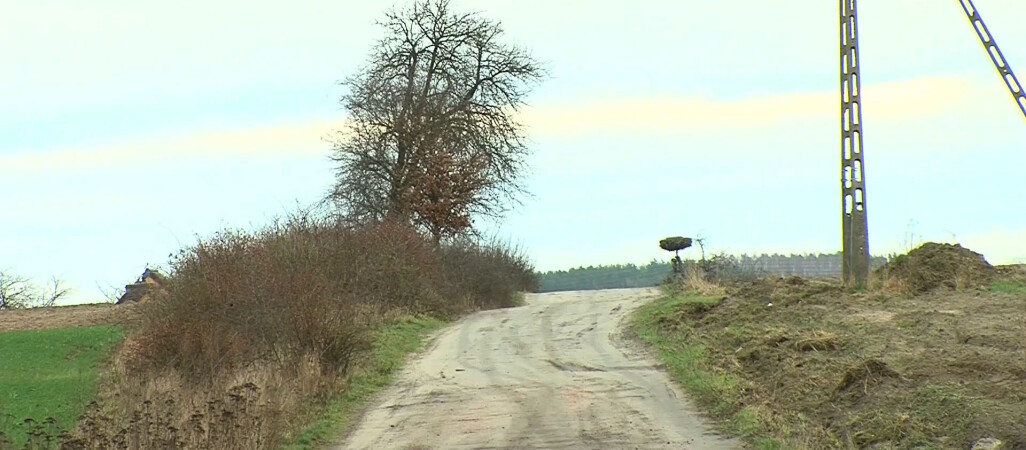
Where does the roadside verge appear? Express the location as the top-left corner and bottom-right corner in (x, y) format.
(630, 290), (783, 450)
(285, 315), (447, 450)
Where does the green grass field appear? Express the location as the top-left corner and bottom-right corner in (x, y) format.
(0, 325), (123, 447)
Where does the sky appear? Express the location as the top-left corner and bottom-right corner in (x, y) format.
(2, 0), (1025, 304)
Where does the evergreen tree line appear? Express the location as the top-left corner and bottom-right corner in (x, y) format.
(536, 260), (671, 293)
(536, 252), (889, 293)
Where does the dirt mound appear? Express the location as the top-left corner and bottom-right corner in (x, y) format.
(876, 242), (995, 294)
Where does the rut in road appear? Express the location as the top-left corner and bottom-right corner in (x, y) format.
(338, 288), (740, 449)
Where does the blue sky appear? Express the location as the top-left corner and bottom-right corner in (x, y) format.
(2, 0), (1025, 304)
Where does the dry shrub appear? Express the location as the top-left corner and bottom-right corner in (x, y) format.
(697, 253), (765, 285)
(438, 240), (538, 312)
(62, 384), (270, 450)
(58, 212), (537, 449)
(666, 263), (726, 297)
(60, 366), (313, 450)
(128, 218), (444, 379)
(684, 266), (726, 296)
(875, 242), (995, 296)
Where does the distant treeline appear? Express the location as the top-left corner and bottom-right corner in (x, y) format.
(536, 252), (889, 292)
(536, 261), (672, 293)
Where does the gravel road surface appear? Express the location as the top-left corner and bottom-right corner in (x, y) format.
(338, 288), (740, 450)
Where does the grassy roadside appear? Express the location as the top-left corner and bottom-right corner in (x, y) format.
(0, 325), (123, 447)
(630, 290), (784, 449)
(284, 315), (447, 450)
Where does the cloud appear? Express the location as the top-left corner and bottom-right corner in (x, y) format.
(2, 119), (343, 174)
(519, 75), (981, 137)
(961, 229), (1026, 265)
(0, 74), (1008, 176)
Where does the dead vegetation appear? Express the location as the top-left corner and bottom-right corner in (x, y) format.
(874, 242), (996, 295)
(60, 383), (274, 450)
(2, 214), (536, 449)
(665, 262), (726, 297)
(651, 243), (1026, 449)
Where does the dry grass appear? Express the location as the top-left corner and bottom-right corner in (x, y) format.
(666, 265), (726, 297)
(792, 330), (839, 352)
(60, 353), (335, 449)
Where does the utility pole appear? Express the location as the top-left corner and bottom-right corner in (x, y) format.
(958, 0), (1026, 120)
(840, 0), (870, 288)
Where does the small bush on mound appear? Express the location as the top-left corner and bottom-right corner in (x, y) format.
(875, 242), (995, 295)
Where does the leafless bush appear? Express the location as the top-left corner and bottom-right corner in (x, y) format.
(698, 253), (766, 284)
(126, 218), (445, 380)
(96, 283), (126, 305)
(439, 239), (538, 312)
(56, 213), (535, 449)
(0, 271), (31, 310)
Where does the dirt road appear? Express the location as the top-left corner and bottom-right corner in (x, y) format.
(338, 288), (740, 449)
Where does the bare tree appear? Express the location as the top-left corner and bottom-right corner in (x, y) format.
(0, 270), (68, 309)
(40, 276), (70, 307)
(329, 0), (545, 241)
(0, 270), (32, 310)
(694, 235), (708, 261)
(97, 282), (127, 304)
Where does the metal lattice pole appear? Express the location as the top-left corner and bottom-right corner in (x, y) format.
(959, 0), (1026, 120)
(840, 0), (870, 288)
